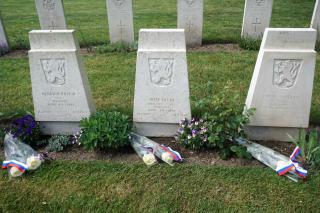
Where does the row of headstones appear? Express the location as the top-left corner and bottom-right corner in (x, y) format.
(2, 0), (320, 52)
(29, 26), (317, 142)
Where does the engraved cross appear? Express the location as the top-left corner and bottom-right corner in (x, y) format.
(117, 20), (126, 40)
(186, 20), (193, 33)
(252, 18), (261, 33)
(48, 21), (58, 30)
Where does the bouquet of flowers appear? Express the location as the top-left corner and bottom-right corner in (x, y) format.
(2, 133), (42, 178)
(130, 133), (182, 166)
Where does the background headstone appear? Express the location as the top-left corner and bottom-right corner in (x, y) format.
(35, 0), (67, 30)
(245, 28), (317, 141)
(177, 0), (203, 47)
(0, 13), (9, 53)
(241, 0), (273, 39)
(133, 29), (191, 137)
(28, 30), (96, 135)
(106, 0), (134, 44)
(311, 0), (320, 42)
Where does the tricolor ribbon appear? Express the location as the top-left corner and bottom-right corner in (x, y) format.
(2, 160), (28, 173)
(160, 145), (183, 162)
(276, 147), (307, 178)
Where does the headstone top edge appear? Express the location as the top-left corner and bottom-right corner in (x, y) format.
(29, 30), (79, 50)
(262, 28), (317, 50)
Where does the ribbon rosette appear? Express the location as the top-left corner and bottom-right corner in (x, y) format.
(276, 147), (307, 178)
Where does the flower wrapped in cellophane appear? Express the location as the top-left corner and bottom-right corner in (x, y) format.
(130, 133), (182, 166)
(2, 133), (42, 178)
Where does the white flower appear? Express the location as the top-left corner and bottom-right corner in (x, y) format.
(187, 135), (192, 139)
(26, 156), (42, 170)
(10, 167), (24, 177)
(142, 154), (157, 166)
(162, 152), (174, 165)
(195, 122), (199, 126)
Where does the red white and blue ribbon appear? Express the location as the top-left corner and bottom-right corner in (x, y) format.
(276, 147), (307, 178)
(160, 145), (183, 162)
(2, 160), (28, 173)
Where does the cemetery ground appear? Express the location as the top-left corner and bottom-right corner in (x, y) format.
(1, 49), (320, 212)
(1, 0), (320, 212)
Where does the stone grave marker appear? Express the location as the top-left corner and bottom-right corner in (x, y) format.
(28, 30), (96, 135)
(241, 0), (273, 39)
(133, 29), (191, 137)
(0, 14), (9, 53)
(35, 0), (67, 30)
(245, 28), (317, 141)
(177, 0), (203, 46)
(311, 0), (320, 42)
(106, 0), (134, 44)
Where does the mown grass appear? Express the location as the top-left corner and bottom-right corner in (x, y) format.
(0, 0), (315, 49)
(0, 161), (319, 212)
(1, 51), (320, 124)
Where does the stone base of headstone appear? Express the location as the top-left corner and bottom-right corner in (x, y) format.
(40, 122), (81, 135)
(245, 126), (299, 142)
(134, 122), (178, 137)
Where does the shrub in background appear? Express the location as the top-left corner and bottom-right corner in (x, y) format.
(79, 111), (132, 150)
(47, 135), (72, 152)
(239, 38), (260, 51)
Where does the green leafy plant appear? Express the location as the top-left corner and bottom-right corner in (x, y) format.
(191, 82), (254, 159)
(176, 118), (209, 150)
(239, 38), (261, 51)
(47, 135), (71, 152)
(95, 42), (138, 53)
(289, 129), (320, 170)
(79, 111), (132, 150)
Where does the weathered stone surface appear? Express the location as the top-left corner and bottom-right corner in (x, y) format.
(28, 30), (95, 135)
(241, 0), (273, 39)
(177, 0), (203, 47)
(245, 28), (317, 141)
(0, 14), (9, 53)
(133, 29), (191, 137)
(106, 0), (134, 44)
(311, 0), (320, 42)
(35, 0), (67, 30)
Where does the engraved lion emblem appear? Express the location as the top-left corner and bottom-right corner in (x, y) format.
(41, 58), (66, 85)
(256, 0), (265, 6)
(185, 0), (195, 6)
(43, 0), (56, 10)
(112, 0), (125, 7)
(148, 58), (174, 86)
(273, 59), (302, 89)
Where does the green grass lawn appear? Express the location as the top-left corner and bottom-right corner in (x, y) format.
(1, 51), (320, 124)
(1, 0), (315, 49)
(0, 161), (320, 212)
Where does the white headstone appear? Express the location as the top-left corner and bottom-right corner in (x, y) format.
(0, 14), (9, 53)
(245, 28), (317, 141)
(177, 0), (203, 47)
(35, 0), (67, 30)
(133, 29), (191, 137)
(241, 0), (273, 39)
(311, 0), (320, 42)
(28, 30), (96, 135)
(106, 0), (134, 44)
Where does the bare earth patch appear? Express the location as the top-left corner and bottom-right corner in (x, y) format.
(0, 136), (278, 168)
